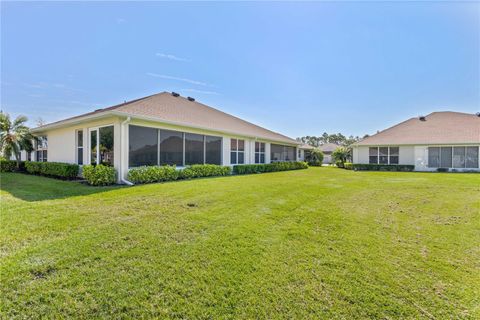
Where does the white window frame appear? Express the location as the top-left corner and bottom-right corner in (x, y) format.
(369, 146), (399, 165)
(88, 124), (114, 165)
(230, 138), (245, 165)
(255, 141), (265, 164)
(76, 129), (84, 165)
(35, 136), (48, 162)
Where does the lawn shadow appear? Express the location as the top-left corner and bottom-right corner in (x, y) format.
(0, 173), (122, 202)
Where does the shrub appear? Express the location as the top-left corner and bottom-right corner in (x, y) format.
(344, 162), (353, 170)
(180, 164), (231, 179)
(0, 160), (19, 172)
(352, 164), (414, 172)
(233, 161), (308, 174)
(305, 148), (324, 166)
(25, 161), (43, 174)
(332, 147), (351, 167)
(128, 165), (180, 184)
(25, 161), (79, 179)
(41, 162), (79, 179)
(82, 164), (116, 186)
(437, 168), (449, 173)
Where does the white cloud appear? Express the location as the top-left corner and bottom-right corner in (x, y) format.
(155, 53), (190, 62)
(146, 72), (209, 86)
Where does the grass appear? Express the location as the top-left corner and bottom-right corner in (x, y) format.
(1, 168), (479, 319)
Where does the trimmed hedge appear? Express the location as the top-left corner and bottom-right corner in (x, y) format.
(127, 164), (231, 184)
(233, 161), (308, 174)
(352, 164), (414, 172)
(0, 160), (23, 172)
(128, 165), (180, 184)
(344, 162), (353, 170)
(82, 164), (116, 186)
(25, 161), (79, 179)
(180, 164), (231, 179)
(82, 164), (117, 186)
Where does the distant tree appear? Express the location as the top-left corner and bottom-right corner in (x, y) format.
(0, 112), (35, 167)
(305, 148), (324, 166)
(35, 117), (46, 127)
(297, 133), (362, 147)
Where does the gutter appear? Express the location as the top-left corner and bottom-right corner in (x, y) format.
(120, 117), (134, 186)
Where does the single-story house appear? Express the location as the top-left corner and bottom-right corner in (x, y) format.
(24, 91), (302, 183)
(318, 143), (340, 164)
(352, 111), (480, 172)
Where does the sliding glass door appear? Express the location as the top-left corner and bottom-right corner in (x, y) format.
(89, 125), (114, 166)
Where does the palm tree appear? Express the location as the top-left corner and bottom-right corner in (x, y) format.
(0, 112), (35, 167)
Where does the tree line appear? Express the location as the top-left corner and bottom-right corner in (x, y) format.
(296, 132), (368, 147)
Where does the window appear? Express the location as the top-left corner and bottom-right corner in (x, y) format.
(369, 147), (400, 165)
(129, 125), (158, 167)
(76, 130), (83, 165)
(205, 136), (222, 165)
(389, 147), (399, 164)
(379, 147), (389, 164)
(271, 144), (296, 162)
(369, 147), (378, 164)
(128, 125), (224, 167)
(230, 139), (244, 164)
(35, 136), (48, 162)
(255, 142), (265, 164)
(466, 147), (479, 168)
(428, 146), (479, 168)
(185, 133), (204, 165)
(160, 129), (184, 166)
(90, 126), (114, 166)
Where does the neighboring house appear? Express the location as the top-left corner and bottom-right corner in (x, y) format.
(318, 143), (340, 164)
(25, 92), (301, 183)
(352, 111), (480, 172)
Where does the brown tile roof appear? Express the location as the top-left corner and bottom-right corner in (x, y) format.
(34, 92), (298, 144)
(299, 143), (315, 150)
(355, 111), (480, 146)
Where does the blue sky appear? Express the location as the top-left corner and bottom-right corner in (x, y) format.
(1, 1), (479, 138)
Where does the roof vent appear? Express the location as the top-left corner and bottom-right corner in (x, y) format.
(171, 92), (180, 97)
(95, 108), (103, 112)
(187, 96), (195, 102)
(419, 116), (426, 121)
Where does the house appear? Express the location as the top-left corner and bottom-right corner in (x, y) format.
(352, 111), (480, 172)
(25, 92), (301, 183)
(318, 143), (340, 164)
(297, 144), (314, 162)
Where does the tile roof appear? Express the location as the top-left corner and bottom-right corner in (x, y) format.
(34, 92), (298, 144)
(318, 143), (340, 152)
(355, 111), (480, 146)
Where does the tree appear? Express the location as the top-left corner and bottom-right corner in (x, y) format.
(332, 146), (352, 168)
(305, 148), (324, 166)
(297, 133), (362, 147)
(0, 112), (35, 167)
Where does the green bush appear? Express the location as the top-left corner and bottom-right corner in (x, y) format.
(344, 162), (353, 170)
(352, 164), (414, 172)
(180, 164), (231, 179)
(305, 149), (324, 166)
(127, 164), (231, 184)
(82, 164), (116, 186)
(437, 168), (449, 173)
(25, 161), (79, 179)
(128, 165), (180, 184)
(0, 160), (20, 172)
(25, 161), (43, 174)
(233, 161), (308, 174)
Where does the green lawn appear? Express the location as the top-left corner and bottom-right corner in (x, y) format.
(1, 168), (479, 319)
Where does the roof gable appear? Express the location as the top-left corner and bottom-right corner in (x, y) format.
(356, 112), (480, 146)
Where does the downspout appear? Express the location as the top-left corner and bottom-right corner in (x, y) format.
(120, 117), (134, 186)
